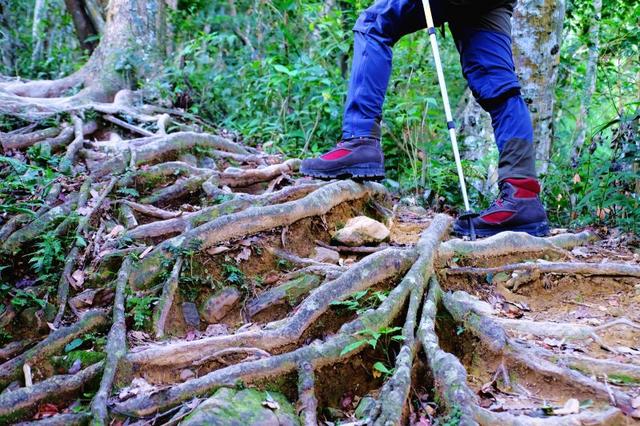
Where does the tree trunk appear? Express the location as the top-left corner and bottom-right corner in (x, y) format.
(1, 0), (168, 102)
(0, 0), (15, 72)
(456, 88), (499, 194)
(31, 0), (49, 66)
(64, 0), (98, 52)
(512, 0), (566, 175)
(570, 0), (602, 166)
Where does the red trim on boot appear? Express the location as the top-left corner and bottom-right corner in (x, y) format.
(505, 178), (540, 198)
(482, 211), (515, 224)
(321, 148), (352, 161)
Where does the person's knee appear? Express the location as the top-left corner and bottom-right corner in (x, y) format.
(458, 30), (521, 109)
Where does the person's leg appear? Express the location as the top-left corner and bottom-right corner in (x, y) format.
(301, 0), (445, 179)
(450, 5), (549, 237)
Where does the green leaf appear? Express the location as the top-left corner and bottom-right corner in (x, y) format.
(340, 340), (366, 356)
(373, 362), (393, 375)
(65, 338), (84, 353)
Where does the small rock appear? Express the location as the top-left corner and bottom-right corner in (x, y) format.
(354, 395), (376, 419)
(406, 205), (428, 215)
(178, 153), (198, 165)
(204, 324), (229, 336)
(180, 369), (195, 381)
(332, 216), (390, 247)
(182, 302), (201, 328)
(201, 288), (241, 323)
(199, 157), (218, 170)
(313, 246), (340, 264)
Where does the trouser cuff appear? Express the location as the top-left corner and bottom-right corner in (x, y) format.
(498, 137), (537, 181)
(342, 118), (381, 140)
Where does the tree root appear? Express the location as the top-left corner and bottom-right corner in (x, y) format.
(0, 310), (107, 387)
(121, 200), (182, 220)
(123, 182), (324, 240)
(297, 362), (318, 426)
(442, 291), (638, 417)
(129, 180), (386, 289)
(416, 279), (478, 425)
(246, 274), (323, 318)
(126, 246), (416, 369)
(0, 126), (61, 151)
(152, 258), (184, 339)
(113, 214), (452, 417)
(14, 412), (90, 426)
(0, 362), (103, 423)
(84, 132), (251, 176)
(437, 231), (596, 265)
(90, 258), (132, 425)
(447, 261), (640, 278)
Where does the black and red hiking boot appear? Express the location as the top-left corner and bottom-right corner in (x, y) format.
(300, 137), (385, 180)
(454, 178), (550, 238)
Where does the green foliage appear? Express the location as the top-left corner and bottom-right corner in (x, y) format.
(126, 292), (159, 330)
(29, 231), (66, 283)
(330, 289), (389, 315)
(0, 283), (47, 310)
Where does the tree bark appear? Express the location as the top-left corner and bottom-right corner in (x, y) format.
(512, 0), (566, 175)
(64, 0), (98, 52)
(31, 0), (49, 65)
(570, 0), (602, 165)
(1, 0), (168, 102)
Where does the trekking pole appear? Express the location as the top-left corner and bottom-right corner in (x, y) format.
(420, 0), (478, 240)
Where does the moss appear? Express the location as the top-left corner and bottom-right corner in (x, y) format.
(182, 387), (300, 425)
(282, 274), (322, 305)
(607, 373), (640, 385)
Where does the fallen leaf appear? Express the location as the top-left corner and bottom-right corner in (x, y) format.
(262, 392), (280, 411)
(70, 270), (85, 288)
(207, 246), (230, 256)
(554, 398), (580, 415)
(106, 225), (125, 239)
(235, 247), (252, 262)
(33, 403), (59, 419)
(632, 395), (640, 409)
(572, 174), (581, 184)
(414, 415), (431, 426)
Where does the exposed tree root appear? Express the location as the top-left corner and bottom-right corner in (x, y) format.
(0, 362), (103, 422)
(129, 180), (387, 289)
(123, 182), (324, 240)
(437, 230), (596, 264)
(1, 84), (636, 425)
(90, 258), (132, 425)
(126, 246), (417, 369)
(113, 214), (452, 417)
(297, 362), (318, 426)
(0, 310), (107, 387)
(447, 260), (640, 278)
(443, 291), (638, 417)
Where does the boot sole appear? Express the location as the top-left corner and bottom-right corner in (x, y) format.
(300, 163), (386, 181)
(453, 221), (551, 238)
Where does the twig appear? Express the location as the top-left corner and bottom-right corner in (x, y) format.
(103, 114), (154, 137)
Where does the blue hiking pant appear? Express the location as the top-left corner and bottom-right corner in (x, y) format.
(342, 0), (536, 180)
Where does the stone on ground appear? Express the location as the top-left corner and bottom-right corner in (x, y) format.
(332, 216), (390, 247)
(200, 287), (241, 323)
(312, 246), (340, 264)
(181, 387), (300, 426)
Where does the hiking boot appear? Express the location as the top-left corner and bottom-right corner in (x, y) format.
(300, 137), (385, 180)
(453, 178), (550, 238)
